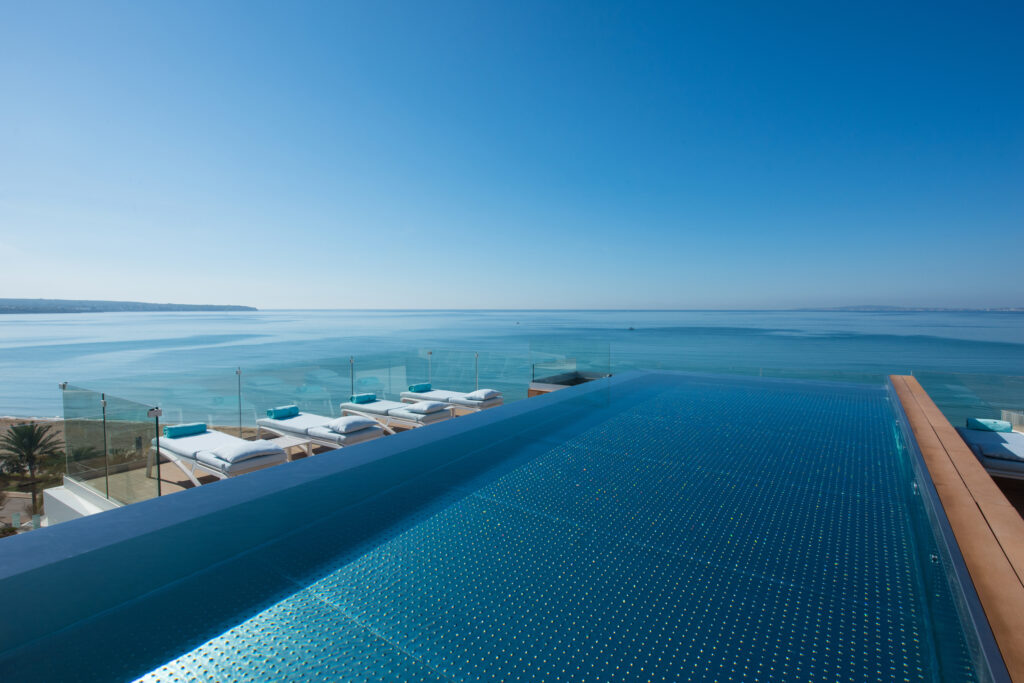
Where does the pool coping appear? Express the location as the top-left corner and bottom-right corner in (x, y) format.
(891, 374), (1024, 682)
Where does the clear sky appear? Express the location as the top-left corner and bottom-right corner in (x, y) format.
(1, 1), (1021, 309)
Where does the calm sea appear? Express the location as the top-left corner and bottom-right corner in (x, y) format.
(1, 310), (1022, 423)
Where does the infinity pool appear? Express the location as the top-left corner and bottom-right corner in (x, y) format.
(0, 372), (1000, 681)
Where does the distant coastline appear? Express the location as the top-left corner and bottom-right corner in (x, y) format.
(794, 306), (1024, 313)
(0, 298), (257, 314)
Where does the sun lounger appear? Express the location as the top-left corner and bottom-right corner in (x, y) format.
(957, 426), (1024, 480)
(257, 408), (387, 445)
(339, 395), (454, 430)
(150, 424), (288, 486)
(400, 385), (504, 411)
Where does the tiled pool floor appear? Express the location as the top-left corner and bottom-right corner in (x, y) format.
(121, 375), (981, 681)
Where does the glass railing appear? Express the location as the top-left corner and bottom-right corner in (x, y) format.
(60, 385), (160, 505)
(69, 354), (1024, 439)
(1003, 410), (1024, 430)
(529, 339), (612, 386)
(62, 385), (107, 498)
(104, 394), (161, 505)
(58, 346), (1022, 512)
(912, 371), (1024, 429)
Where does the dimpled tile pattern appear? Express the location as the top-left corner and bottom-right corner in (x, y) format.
(140, 376), (978, 682)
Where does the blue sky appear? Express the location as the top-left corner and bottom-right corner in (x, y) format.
(1, 1), (1021, 309)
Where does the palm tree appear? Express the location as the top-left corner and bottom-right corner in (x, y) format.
(0, 423), (64, 511)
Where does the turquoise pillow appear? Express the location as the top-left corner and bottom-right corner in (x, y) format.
(267, 405), (300, 419)
(350, 393), (376, 405)
(164, 422), (207, 439)
(966, 418), (1013, 433)
(408, 383), (432, 393)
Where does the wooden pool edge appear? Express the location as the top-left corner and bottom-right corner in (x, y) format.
(891, 375), (1024, 682)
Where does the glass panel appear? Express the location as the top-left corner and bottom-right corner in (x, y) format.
(352, 353), (410, 401)
(243, 360), (353, 423)
(61, 385), (159, 505)
(529, 339), (612, 386)
(416, 349), (472, 392)
(132, 369), (246, 438)
(61, 385), (107, 499)
(103, 394), (159, 505)
(914, 371), (1024, 428)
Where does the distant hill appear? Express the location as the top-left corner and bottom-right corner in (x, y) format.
(796, 305), (1024, 312)
(0, 298), (257, 314)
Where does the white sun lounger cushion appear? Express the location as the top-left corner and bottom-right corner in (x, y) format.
(400, 390), (463, 402)
(307, 425), (384, 446)
(340, 399), (405, 416)
(195, 450), (287, 475)
(387, 407), (451, 424)
(327, 415), (378, 434)
(155, 430), (238, 458)
(402, 400), (447, 414)
(258, 413), (332, 436)
(958, 428), (1007, 446)
(958, 428), (1024, 463)
(977, 432), (1024, 462)
(449, 395), (503, 408)
(465, 389), (501, 401)
(207, 439), (287, 464)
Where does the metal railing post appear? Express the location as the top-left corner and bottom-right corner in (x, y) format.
(101, 393), (109, 499)
(59, 383), (68, 473)
(148, 408), (163, 497)
(236, 367), (243, 437)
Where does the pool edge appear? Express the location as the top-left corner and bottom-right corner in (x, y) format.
(891, 374), (1024, 682)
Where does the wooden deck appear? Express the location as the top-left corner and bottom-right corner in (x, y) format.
(891, 375), (1024, 681)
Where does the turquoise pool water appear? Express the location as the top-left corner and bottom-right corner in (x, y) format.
(0, 372), (999, 681)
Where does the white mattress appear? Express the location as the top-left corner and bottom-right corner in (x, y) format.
(449, 396), (503, 409)
(257, 413), (332, 436)
(400, 390), (503, 410)
(387, 407), (451, 424)
(307, 425), (385, 446)
(156, 430), (240, 458)
(400, 390), (465, 403)
(194, 449), (287, 475)
(340, 399), (406, 416)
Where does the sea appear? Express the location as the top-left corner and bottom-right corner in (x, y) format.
(1, 310), (1022, 426)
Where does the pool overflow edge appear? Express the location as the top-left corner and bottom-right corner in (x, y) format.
(887, 377), (1009, 683)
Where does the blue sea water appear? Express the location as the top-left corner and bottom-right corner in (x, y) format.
(0, 310), (1022, 422)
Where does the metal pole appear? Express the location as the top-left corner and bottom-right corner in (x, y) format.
(349, 356), (354, 397)
(59, 383), (68, 474)
(101, 393), (109, 499)
(236, 367), (242, 437)
(428, 350), (432, 384)
(475, 352), (479, 390)
(149, 408), (163, 497)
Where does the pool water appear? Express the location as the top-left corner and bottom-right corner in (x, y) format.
(1, 372), (994, 681)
